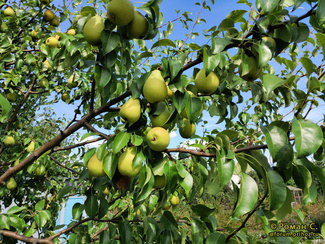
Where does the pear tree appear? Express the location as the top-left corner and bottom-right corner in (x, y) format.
(1, 0), (325, 243)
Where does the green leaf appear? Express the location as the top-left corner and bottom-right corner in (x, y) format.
(316, 0), (325, 25)
(151, 39), (176, 49)
(119, 219), (133, 244)
(191, 217), (204, 243)
(95, 66), (111, 91)
(34, 211), (49, 228)
(160, 211), (178, 232)
(9, 215), (23, 230)
(315, 33), (325, 60)
(99, 231), (110, 244)
(266, 170), (287, 211)
(172, 91), (188, 113)
(274, 187), (293, 221)
(262, 74), (286, 99)
(259, 0), (278, 13)
(112, 132), (130, 154)
(186, 97), (203, 123)
(0, 93), (11, 116)
(292, 118), (323, 158)
(57, 186), (74, 201)
(133, 147), (145, 169)
(232, 173), (258, 218)
(131, 134), (143, 146)
(102, 31), (120, 56)
(103, 152), (118, 180)
(72, 203), (84, 220)
(218, 153), (234, 187)
(191, 204), (215, 218)
(300, 57), (315, 77)
(98, 197), (109, 219)
(35, 200), (45, 211)
(6, 206), (27, 215)
(85, 191), (99, 218)
(206, 232), (226, 244)
(80, 6), (96, 16)
(0, 215), (10, 229)
(258, 42), (272, 66)
(203, 48), (220, 75)
(321, 223), (325, 238)
(144, 217), (157, 244)
(211, 37), (230, 54)
(261, 124), (294, 169)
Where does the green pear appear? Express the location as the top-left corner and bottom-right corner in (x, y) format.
(166, 82), (173, 97)
(6, 178), (17, 190)
(170, 195), (179, 205)
(262, 36), (276, 53)
(107, 0), (134, 26)
(43, 60), (51, 70)
(46, 36), (58, 47)
(50, 16), (60, 27)
(153, 175), (166, 189)
(67, 74), (78, 88)
(146, 127), (170, 151)
(4, 7), (15, 16)
(87, 152), (107, 177)
(18, 122), (23, 129)
(120, 98), (141, 124)
(35, 164), (46, 176)
(150, 104), (174, 128)
(27, 141), (35, 153)
(4, 136), (15, 147)
(6, 92), (16, 102)
(118, 147), (142, 177)
(67, 29), (76, 36)
(143, 70), (167, 103)
(194, 68), (219, 95)
(61, 92), (70, 102)
(31, 29), (38, 39)
(0, 22), (8, 32)
(44, 9), (55, 21)
(179, 119), (196, 138)
(40, 78), (48, 88)
(127, 11), (148, 39)
(238, 56), (261, 81)
(83, 15), (104, 46)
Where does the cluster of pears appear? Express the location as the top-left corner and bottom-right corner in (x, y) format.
(82, 0), (149, 46)
(43, 9), (59, 27)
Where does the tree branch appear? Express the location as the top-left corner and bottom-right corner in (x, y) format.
(0, 90), (131, 185)
(49, 155), (80, 175)
(51, 137), (104, 152)
(0, 230), (53, 244)
(84, 122), (113, 140)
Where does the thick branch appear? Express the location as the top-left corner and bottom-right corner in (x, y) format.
(0, 90), (131, 185)
(0, 230), (53, 244)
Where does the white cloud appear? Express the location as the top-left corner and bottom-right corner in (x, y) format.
(170, 131), (177, 139)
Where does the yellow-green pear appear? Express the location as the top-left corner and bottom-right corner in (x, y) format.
(6, 92), (16, 102)
(238, 56), (261, 81)
(4, 136), (15, 147)
(35, 164), (46, 176)
(43, 60), (51, 70)
(27, 141), (35, 153)
(67, 74), (78, 88)
(44, 9), (55, 21)
(163, 203), (171, 210)
(143, 70), (167, 103)
(179, 119), (196, 138)
(150, 104), (174, 129)
(170, 195), (179, 205)
(87, 152), (107, 177)
(83, 16), (104, 46)
(120, 98), (141, 124)
(107, 0), (134, 26)
(153, 175), (166, 189)
(118, 147), (142, 177)
(194, 68), (219, 95)
(166, 82), (173, 97)
(40, 78), (48, 88)
(31, 29), (38, 39)
(262, 36), (276, 53)
(103, 187), (109, 195)
(46, 36), (58, 47)
(67, 29), (76, 36)
(127, 11), (148, 39)
(6, 178), (17, 190)
(0, 22), (8, 32)
(146, 127), (170, 151)
(4, 7), (14, 16)
(50, 16), (60, 27)
(18, 122), (23, 129)
(61, 92), (70, 102)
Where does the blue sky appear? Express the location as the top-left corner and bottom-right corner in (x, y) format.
(43, 0), (324, 150)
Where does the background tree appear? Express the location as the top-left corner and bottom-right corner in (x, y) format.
(1, 0), (325, 243)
